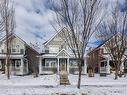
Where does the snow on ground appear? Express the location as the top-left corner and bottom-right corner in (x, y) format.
(69, 74), (127, 86)
(0, 74), (59, 86)
(0, 74), (127, 95)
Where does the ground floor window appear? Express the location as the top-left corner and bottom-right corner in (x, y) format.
(12, 59), (21, 69)
(44, 58), (57, 67)
(0, 60), (2, 69)
(100, 61), (107, 67)
(69, 59), (81, 67)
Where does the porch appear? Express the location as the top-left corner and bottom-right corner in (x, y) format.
(0, 54), (28, 75)
(39, 58), (86, 75)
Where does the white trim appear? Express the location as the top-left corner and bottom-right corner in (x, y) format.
(15, 60), (21, 69)
(56, 49), (71, 57)
(43, 28), (65, 46)
(39, 57), (42, 74)
(57, 58), (59, 73)
(20, 58), (24, 74)
(67, 58), (69, 73)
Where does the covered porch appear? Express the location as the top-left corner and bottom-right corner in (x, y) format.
(0, 54), (28, 75)
(39, 49), (87, 75)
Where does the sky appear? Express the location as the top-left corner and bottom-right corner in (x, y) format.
(8, 0), (125, 51)
(13, 0), (55, 49)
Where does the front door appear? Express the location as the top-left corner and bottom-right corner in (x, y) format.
(59, 59), (67, 71)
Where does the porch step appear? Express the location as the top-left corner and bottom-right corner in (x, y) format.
(60, 71), (70, 85)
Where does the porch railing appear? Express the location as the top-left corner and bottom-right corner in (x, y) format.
(41, 66), (57, 74)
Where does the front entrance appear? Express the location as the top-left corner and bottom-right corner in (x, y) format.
(59, 58), (67, 71)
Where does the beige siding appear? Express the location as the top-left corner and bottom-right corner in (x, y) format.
(0, 37), (25, 54)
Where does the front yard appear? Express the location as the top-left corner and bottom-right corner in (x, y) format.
(0, 74), (126, 95)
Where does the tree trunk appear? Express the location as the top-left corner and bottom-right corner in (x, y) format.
(77, 59), (83, 89)
(115, 68), (118, 80)
(5, 57), (10, 79)
(115, 63), (120, 80)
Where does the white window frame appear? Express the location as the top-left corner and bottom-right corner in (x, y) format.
(45, 59), (57, 67)
(0, 61), (2, 69)
(15, 60), (21, 69)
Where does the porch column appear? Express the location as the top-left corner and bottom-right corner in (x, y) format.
(39, 57), (42, 74)
(84, 59), (87, 75)
(20, 58), (24, 75)
(57, 58), (59, 74)
(67, 58), (69, 73)
(107, 58), (110, 74)
(26, 60), (29, 74)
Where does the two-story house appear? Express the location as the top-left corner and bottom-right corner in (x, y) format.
(0, 34), (39, 75)
(38, 30), (87, 75)
(87, 34), (127, 76)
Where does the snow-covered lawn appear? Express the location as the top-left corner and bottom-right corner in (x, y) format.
(0, 74), (59, 86)
(0, 74), (126, 95)
(69, 74), (127, 86)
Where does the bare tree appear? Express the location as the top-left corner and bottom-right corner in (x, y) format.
(97, 2), (127, 80)
(0, 0), (15, 79)
(49, 0), (103, 88)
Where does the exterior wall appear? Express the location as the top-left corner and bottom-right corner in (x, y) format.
(0, 59), (5, 71)
(0, 36), (39, 76)
(39, 57), (84, 75)
(87, 48), (103, 73)
(40, 31), (85, 75)
(25, 46), (39, 75)
(0, 37), (25, 54)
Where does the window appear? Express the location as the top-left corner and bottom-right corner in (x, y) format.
(12, 44), (20, 53)
(70, 60), (78, 67)
(12, 49), (16, 52)
(1, 49), (4, 53)
(101, 61), (107, 67)
(15, 60), (21, 69)
(20, 49), (24, 54)
(45, 59), (57, 67)
(16, 45), (20, 52)
(0, 61), (2, 69)
(49, 47), (59, 53)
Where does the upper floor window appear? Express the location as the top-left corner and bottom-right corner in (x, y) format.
(11, 44), (20, 53)
(49, 47), (59, 53)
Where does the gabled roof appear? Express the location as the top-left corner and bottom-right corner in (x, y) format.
(43, 28), (65, 46)
(87, 33), (121, 55)
(43, 28), (82, 47)
(56, 49), (71, 57)
(0, 34), (40, 54)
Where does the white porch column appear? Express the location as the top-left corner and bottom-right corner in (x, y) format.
(20, 58), (24, 75)
(84, 59), (87, 75)
(107, 58), (110, 74)
(67, 58), (69, 73)
(39, 57), (42, 74)
(26, 60), (29, 74)
(57, 58), (59, 74)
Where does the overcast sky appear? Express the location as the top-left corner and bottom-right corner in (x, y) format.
(12, 0), (125, 50)
(14, 0), (55, 47)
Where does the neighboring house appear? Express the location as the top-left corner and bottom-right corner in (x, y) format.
(0, 34), (39, 75)
(38, 30), (87, 75)
(87, 34), (127, 75)
(87, 46), (110, 76)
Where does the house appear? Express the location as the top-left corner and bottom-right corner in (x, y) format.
(38, 30), (87, 75)
(87, 34), (127, 76)
(0, 34), (39, 75)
